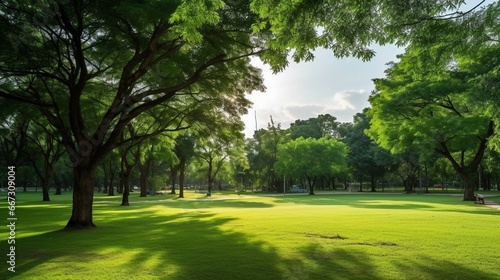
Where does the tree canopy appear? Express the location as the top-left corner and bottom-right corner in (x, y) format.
(274, 137), (348, 195)
(367, 42), (499, 200)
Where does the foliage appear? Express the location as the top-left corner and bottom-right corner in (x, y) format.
(289, 114), (340, 140)
(246, 117), (287, 190)
(342, 110), (394, 190)
(250, 0), (481, 71)
(367, 41), (500, 199)
(274, 137), (348, 194)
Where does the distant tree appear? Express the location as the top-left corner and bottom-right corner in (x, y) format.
(27, 121), (65, 201)
(275, 137), (348, 195)
(343, 110), (393, 192)
(118, 126), (142, 206)
(173, 134), (196, 198)
(136, 136), (175, 197)
(196, 131), (245, 196)
(289, 114), (340, 140)
(483, 148), (500, 191)
(247, 117), (286, 192)
(101, 151), (120, 197)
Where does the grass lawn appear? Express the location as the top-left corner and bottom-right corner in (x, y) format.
(1, 190), (499, 280)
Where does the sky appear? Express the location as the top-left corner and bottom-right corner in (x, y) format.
(240, 0), (494, 138)
(241, 45), (403, 138)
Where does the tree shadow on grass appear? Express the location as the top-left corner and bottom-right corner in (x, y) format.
(281, 244), (383, 280)
(391, 255), (500, 280)
(279, 243), (499, 280)
(3, 208), (283, 280)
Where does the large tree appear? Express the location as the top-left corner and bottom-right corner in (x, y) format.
(367, 42), (500, 200)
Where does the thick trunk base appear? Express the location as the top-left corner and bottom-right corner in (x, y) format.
(65, 220), (97, 229)
(65, 165), (97, 230)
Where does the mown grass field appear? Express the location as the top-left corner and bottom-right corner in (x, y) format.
(1, 190), (499, 280)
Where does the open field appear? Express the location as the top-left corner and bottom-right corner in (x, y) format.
(1, 191), (499, 280)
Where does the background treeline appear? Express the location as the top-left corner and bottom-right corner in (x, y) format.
(2, 110), (500, 201)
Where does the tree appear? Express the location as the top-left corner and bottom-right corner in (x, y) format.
(367, 43), (499, 200)
(173, 133), (196, 198)
(289, 114), (340, 140)
(247, 117), (286, 192)
(343, 110), (393, 192)
(274, 137), (348, 195)
(118, 126), (141, 206)
(100, 150), (120, 197)
(27, 121), (65, 201)
(196, 130), (245, 196)
(482, 148), (500, 191)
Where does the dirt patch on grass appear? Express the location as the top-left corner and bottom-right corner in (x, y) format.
(305, 233), (348, 240)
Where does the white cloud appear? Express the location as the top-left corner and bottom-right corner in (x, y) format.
(283, 104), (327, 120)
(242, 89), (372, 137)
(331, 90), (371, 111)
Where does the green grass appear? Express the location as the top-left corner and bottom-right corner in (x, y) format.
(1, 190), (499, 280)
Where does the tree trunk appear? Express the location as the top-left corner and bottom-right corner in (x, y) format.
(170, 165), (178, 194)
(207, 160), (213, 196)
(41, 160), (53, 201)
(306, 175), (315, 195)
(370, 175), (377, 192)
(117, 178), (123, 194)
(102, 167), (109, 193)
(140, 171), (148, 197)
(54, 173), (62, 195)
(178, 162), (185, 199)
(121, 172), (130, 206)
(42, 171), (51, 202)
(108, 170), (115, 196)
(139, 157), (152, 197)
(65, 165), (97, 229)
(120, 157), (136, 205)
(458, 171), (477, 201)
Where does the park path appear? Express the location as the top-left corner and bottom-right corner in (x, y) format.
(484, 199), (500, 210)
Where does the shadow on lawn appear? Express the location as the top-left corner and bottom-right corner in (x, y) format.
(282, 243), (498, 280)
(6, 209), (283, 280)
